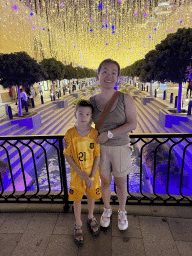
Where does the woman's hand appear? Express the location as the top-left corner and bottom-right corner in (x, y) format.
(63, 137), (69, 149)
(96, 132), (108, 144)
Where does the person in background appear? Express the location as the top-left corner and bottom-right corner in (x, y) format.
(21, 88), (28, 111)
(186, 80), (192, 98)
(38, 83), (43, 95)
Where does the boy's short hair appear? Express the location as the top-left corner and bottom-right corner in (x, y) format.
(76, 99), (94, 113)
(98, 59), (120, 76)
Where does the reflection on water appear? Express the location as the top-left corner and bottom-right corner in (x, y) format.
(29, 143), (192, 196)
(30, 145), (147, 193)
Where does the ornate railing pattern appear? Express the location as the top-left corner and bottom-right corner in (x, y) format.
(0, 134), (191, 212)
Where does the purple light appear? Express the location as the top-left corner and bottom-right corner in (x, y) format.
(143, 41), (145, 43)
(60, 2), (64, 7)
(98, 3), (102, 9)
(104, 19), (107, 23)
(135, 12), (138, 16)
(12, 5), (18, 11)
(148, 35), (151, 38)
(166, 30), (168, 32)
(60, 38), (62, 40)
(27, 19), (30, 22)
(144, 13), (148, 17)
(170, 29), (173, 32)
(118, 0), (122, 2)
(90, 18), (93, 22)
(32, 26), (35, 30)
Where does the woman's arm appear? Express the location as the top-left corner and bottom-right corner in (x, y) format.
(111, 93), (137, 136)
(96, 94), (137, 144)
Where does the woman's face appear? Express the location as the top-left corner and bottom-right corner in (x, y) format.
(98, 62), (118, 89)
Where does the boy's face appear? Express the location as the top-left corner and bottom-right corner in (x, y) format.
(75, 106), (92, 125)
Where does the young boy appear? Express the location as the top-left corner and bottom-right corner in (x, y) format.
(64, 100), (101, 245)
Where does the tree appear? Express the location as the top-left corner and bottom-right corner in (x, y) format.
(64, 64), (77, 80)
(153, 27), (192, 111)
(40, 58), (65, 100)
(0, 52), (47, 116)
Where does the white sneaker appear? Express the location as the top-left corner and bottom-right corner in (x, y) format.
(118, 210), (128, 230)
(100, 208), (112, 228)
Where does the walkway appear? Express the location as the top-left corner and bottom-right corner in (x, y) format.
(0, 203), (192, 256)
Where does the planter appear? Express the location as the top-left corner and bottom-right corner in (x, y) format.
(159, 108), (188, 128)
(53, 100), (68, 109)
(11, 112), (41, 131)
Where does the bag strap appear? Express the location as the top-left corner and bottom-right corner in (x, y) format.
(95, 91), (120, 130)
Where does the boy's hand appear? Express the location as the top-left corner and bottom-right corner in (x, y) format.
(87, 179), (94, 190)
(80, 171), (90, 183)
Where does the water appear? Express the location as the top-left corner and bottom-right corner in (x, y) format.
(29, 144), (192, 196)
(30, 145), (148, 193)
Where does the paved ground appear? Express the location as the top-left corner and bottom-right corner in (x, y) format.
(0, 203), (192, 256)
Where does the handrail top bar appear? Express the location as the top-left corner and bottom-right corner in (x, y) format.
(0, 133), (192, 140)
(129, 133), (192, 138)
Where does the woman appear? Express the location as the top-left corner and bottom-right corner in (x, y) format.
(90, 59), (137, 231)
(65, 59), (137, 231)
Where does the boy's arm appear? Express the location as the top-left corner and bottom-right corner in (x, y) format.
(65, 155), (90, 182)
(89, 156), (100, 179)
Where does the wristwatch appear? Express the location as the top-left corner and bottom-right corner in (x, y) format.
(107, 130), (113, 139)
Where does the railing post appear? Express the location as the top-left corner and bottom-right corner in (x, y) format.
(187, 100), (192, 115)
(163, 90), (166, 100)
(174, 96), (178, 108)
(147, 85), (148, 92)
(154, 89), (157, 97)
(59, 137), (69, 213)
(170, 93), (173, 103)
(142, 84), (143, 91)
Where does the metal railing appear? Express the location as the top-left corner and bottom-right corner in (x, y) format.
(0, 134), (192, 212)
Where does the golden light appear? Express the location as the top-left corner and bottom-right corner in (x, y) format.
(0, 0), (192, 69)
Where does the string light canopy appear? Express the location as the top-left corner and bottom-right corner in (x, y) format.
(1, 0), (192, 69)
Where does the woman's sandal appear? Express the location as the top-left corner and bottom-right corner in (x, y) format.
(87, 217), (100, 236)
(74, 224), (84, 246)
